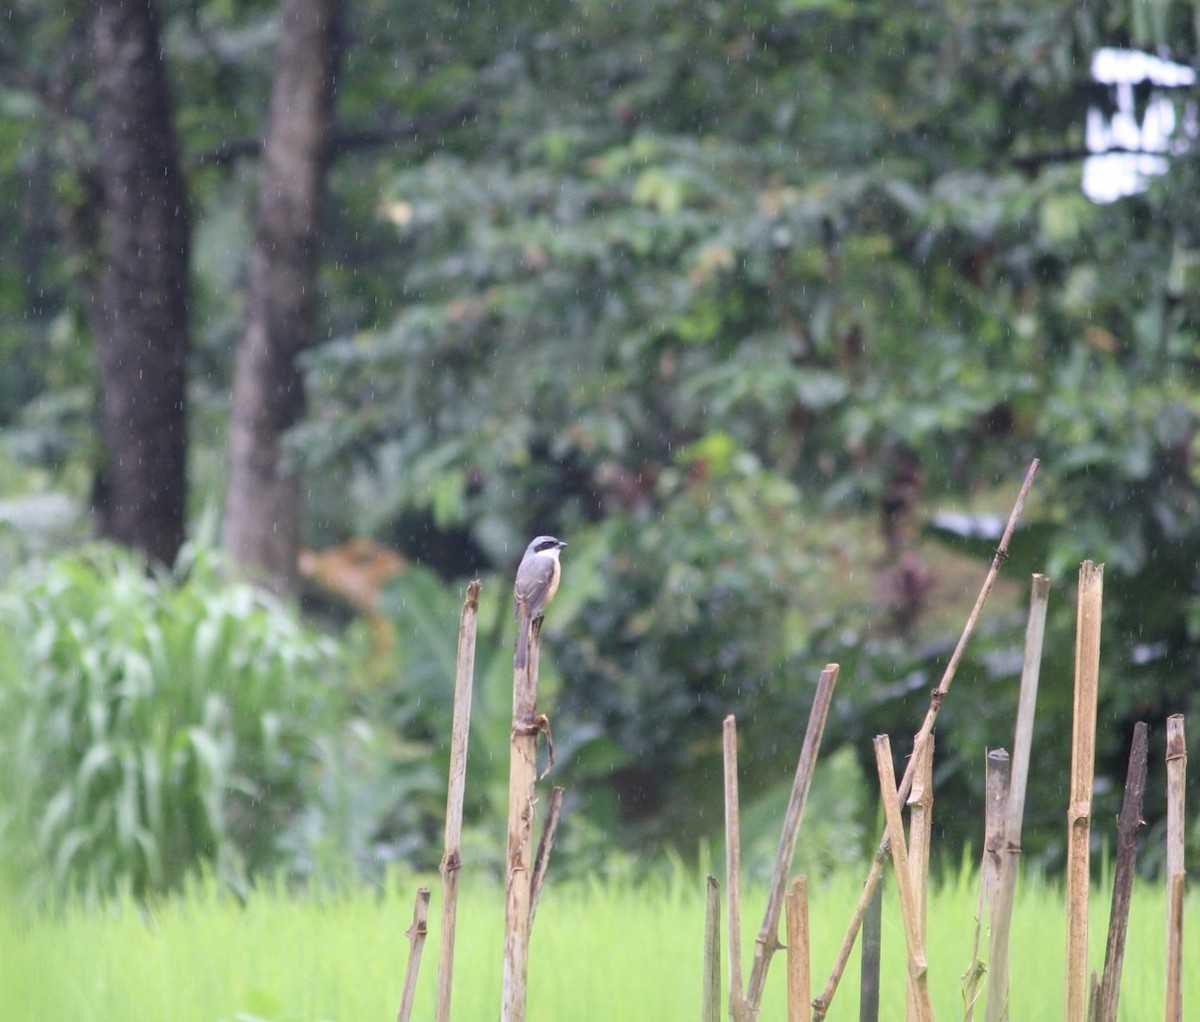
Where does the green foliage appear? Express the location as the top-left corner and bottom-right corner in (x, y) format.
(0, 543), (347, 901)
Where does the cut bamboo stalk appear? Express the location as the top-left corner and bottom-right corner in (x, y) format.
(1165, 870), (1185, 1022)
(435, 579), (482, 1022)
(907, 734), (934, 1022)
(529, 785), (565, 928)
(501, 615), (550, 1022)
(396, 887), (432, 1022)
(860, 872), (882, 1022)
(1165, 714), (1186, 1022)
(813, 458), (1038, 1020)
(964, 749), (1009, 1021)
(746, 664), (840, 1011)
(1064, 560), (1104, 1022)
(1092, 721), (1149, 1022)
(724, 715), (752, 1022)
(986, 573), (1050, 1022)
(786, 876), (811, 1022)
(702, 875), (722, 1022)
(873, 735), (935, 1022)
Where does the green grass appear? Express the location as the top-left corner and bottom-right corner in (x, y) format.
(1, 866), (1195, 1020)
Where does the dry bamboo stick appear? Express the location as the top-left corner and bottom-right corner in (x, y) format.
(786, 876), (811, 1022)
(986, 573), (1050, 1022)
(873, 735), (935, 1022)
(396, 887), (432, 1022)
(964, 748), (1008, 1020)
(1092, 721), (1148, 1022)
(529, 785), (565, 928)
(724, 715), (752, 1022)
(702, 875), (722, 1022)
(907, 734), (934, 1022)
(1165, 870), (1185, 1022)
(860, 872), (883, 1022)
(1165, 715), (1186, 1022)
(812, 458), (1038, 1019)
(746, 664), (840, 1010)
(500, 616), (549, 1022)
(435, 580), (481, 1022)
(1064, 561), (1104, 1022)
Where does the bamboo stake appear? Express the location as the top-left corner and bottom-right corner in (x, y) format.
(724, 715), (752, 1022)
(702, 875), (722, 1022)
(964, 749), (1010, 1020)
(746, 664), (840, 1011)
(529, 785), (565, 928)
(986, 574), (1050, 1022)
(1064, 561), (1104, 1022)
(873, 735), (935, 1022)
(501, 615), (550, 1022)
(1165, 871), (1185, 1022)
(860, 873), (883, 1022)
(396, 887), (432, 1022)
(786, 876), (811, 1022)
(813, 458), (1039, 1020)
(1092, 721), (1148, 1022)
(907, 734), (934, 1022)
(1165, 714), (1186, 1022)
(435, 580), (481, 1022)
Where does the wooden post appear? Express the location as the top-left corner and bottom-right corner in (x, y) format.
(724, 715), (752, 1022)
(435, 580), (481, 1022)
(908, 735), (935, 1022)
(702, 875), (722, 1022)
(1064, 561), (1103, 1022)
(786, 877), (811, 1022)
(1164, 715), (1186, 1022)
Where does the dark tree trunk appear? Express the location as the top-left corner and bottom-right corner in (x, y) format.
(222, 0), (342, 595)
(88, 0), (191, 566)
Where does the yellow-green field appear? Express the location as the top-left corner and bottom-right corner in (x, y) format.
(1, 867), (1194, 1020)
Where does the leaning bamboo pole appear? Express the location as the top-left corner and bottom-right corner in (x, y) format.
(1092, 721), (1149, 1022)
(874, 734), (935, 1022)
(813, 458), (1039, 1020)
(907, 734), (934, 1022)
(746, 664), (839, 1011)
(435, 580), (482, 1022)
(396, 887), (432, 1022)
(1064, 561), (1104, 1022)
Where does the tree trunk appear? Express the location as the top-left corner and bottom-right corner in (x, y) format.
(88, 0), (190, 567)
(222, 0), (342, 595)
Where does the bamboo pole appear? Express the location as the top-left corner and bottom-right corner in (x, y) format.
(1064, 561), (1104, 1022)
(529, 785), (565, 928)
(1165, 871), (1185, 1022)
(724, 715), (752, 1022)
(873, 735), (935, 1022)
(500, 615), (551, 1022)
(813, 458), (1039, 1020)
(1164, 714), (1186, 1022)
(986, 573), (1050, 1022)
(1092, 721), (1148, 1022)
(702, 875), (722, 1022)
(786, 876), (811, 1022)
(435, 580), (482, 1022)
(860, 873), (883, 1022)
(907, 734), (934, 1022)
(964, 748), (1008, 1020)
(396, 887), (432, 1022)
(746, 664), (840, 1011)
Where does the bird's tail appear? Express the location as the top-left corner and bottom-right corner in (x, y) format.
(514, 610), (531, 671)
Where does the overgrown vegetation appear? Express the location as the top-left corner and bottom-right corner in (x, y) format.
(0, 543), (347, 900)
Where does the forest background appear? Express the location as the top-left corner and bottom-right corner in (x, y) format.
(1, 0), (1199, 900)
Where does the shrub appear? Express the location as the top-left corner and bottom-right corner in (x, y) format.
(0, 542), (346, 901)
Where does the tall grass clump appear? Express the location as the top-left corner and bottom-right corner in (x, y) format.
(0, 541), (347, 902)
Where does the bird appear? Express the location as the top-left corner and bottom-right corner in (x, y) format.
(513, 535), (567, 670)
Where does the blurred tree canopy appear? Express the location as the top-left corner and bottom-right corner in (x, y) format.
(2, 0), (1200, 868)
